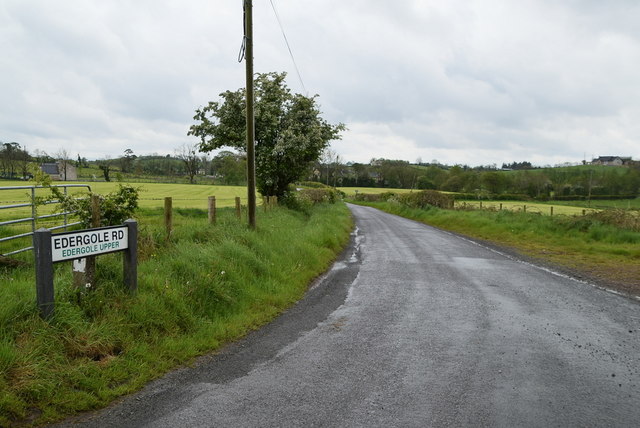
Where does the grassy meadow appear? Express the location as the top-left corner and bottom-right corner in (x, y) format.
(0, 180), (249, 211)
(0, 180), (252, 258)
(0, 198), (353, 425)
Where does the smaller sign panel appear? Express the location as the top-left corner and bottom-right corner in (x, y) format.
(51, 226), (129, 262)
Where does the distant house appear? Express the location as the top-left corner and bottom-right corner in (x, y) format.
(40, 161), (77, 181)
(591, 156), (633, 166)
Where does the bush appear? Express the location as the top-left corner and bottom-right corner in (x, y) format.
(353, 192), (399, 202)
(398, 190), (454, 209)
(52, 184), (140, 227)
(299, 188), (342, 204)
(282, 187), (343, 212)
(590, 209), (640, 232)
(297, 181), (332, 189)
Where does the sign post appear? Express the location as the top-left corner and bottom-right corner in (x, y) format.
(33, 220), (138, 319)
(123, 219), (137, 293)
(34, 228), (54, 319)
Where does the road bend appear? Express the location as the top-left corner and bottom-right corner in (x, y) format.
(58, 203), (640, 427)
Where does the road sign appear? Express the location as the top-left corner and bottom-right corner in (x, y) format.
(51, 226), (129, 262)
(34, 220), (138, 319)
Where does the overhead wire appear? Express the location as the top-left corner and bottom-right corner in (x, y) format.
(268, 0), (308, 96)
(238, 0), (247, 62)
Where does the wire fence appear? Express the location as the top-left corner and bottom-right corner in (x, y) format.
(1, 187), (258, 259)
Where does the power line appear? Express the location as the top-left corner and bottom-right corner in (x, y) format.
(268, 0), (308, 96)
(238, 0), (247, 62)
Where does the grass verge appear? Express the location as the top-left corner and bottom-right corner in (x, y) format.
(352, 200), (640, 298)
(0, 203), (352, 426)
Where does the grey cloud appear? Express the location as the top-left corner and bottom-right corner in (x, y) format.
(1, 0), (639, 164)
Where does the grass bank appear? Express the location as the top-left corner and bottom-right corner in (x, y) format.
(352, 200), (640, 298)
(0, 203), (352, 426)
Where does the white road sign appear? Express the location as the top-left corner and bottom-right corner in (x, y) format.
(51, 226), (129, 262)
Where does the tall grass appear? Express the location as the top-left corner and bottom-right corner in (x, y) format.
(0, 203), (352, 426)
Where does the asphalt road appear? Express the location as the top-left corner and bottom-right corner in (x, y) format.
(58, 203), (640, 428)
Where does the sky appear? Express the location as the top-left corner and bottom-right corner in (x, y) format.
(1, 0), (640, 167)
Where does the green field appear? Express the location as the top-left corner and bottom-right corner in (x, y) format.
(0, 180), (253, 257)
(0, 180), (250, 210)
(549, 198), (640, 210)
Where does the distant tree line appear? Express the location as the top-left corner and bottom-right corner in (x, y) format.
(0, 142), (31, 179)
(3, 138), (639, 200)
(93, 147), (248, 185)
(0, 142), (249, 185)
(307, 156), (640, 200)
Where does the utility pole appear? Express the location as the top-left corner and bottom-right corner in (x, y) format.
(244, 0), (257, 229)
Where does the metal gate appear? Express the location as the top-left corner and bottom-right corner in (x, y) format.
(0, 184), (91, 257)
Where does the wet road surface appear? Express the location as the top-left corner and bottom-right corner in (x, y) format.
(58, 204), (640, 427)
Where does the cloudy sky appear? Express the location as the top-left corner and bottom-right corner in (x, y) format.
(2, 0), (639, 166)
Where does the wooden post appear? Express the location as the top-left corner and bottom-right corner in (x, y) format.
(235, 197), (241, 219)
(208, 196), (216, 224)
(72, 258), (87, 289)
(91, 194), (101, 227)
(165, 197), (172, 238)
(123, 219), (138, 294)
(34, 228), (54, 319)
(499, 203), (503, 210)
(79, 194), (101, 287)
(582, 209), (586, 216)
(262, 196), (268, 212)
(479, 201), (483, 209)
(550, 206), (554, 216)
(244, 0), (257, 229)
(523, 205), (527, 213)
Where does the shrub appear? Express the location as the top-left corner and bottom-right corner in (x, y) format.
(590, 209), (640, 232)
(282, 187), (342, 212)
(52, 184), (140, 227)
(353, 192), (399, 202)
(298, 188), (342, 204)
(297, 181), (332, 189)
(398, 190), (454, 209)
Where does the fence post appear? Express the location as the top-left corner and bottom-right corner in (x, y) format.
(523, 205), (527, 213)
(499, 203), (503, 211)
(479, 201), (483, 209)
(208, 196), (216, 224)
(165, 197), (173, 238)
(83, 194), (101, 287)
(582, 209), (586, 216)
(63, 186), (69, 231)
(550, 206), (554, 216)
(123, 219), (138, 294)
(34, 228), (54, 319)
(91, 194), (101, 227)
(31, 187), (36, 233)
(235, 197), (242, 219)
(263, 196), (268, 212)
